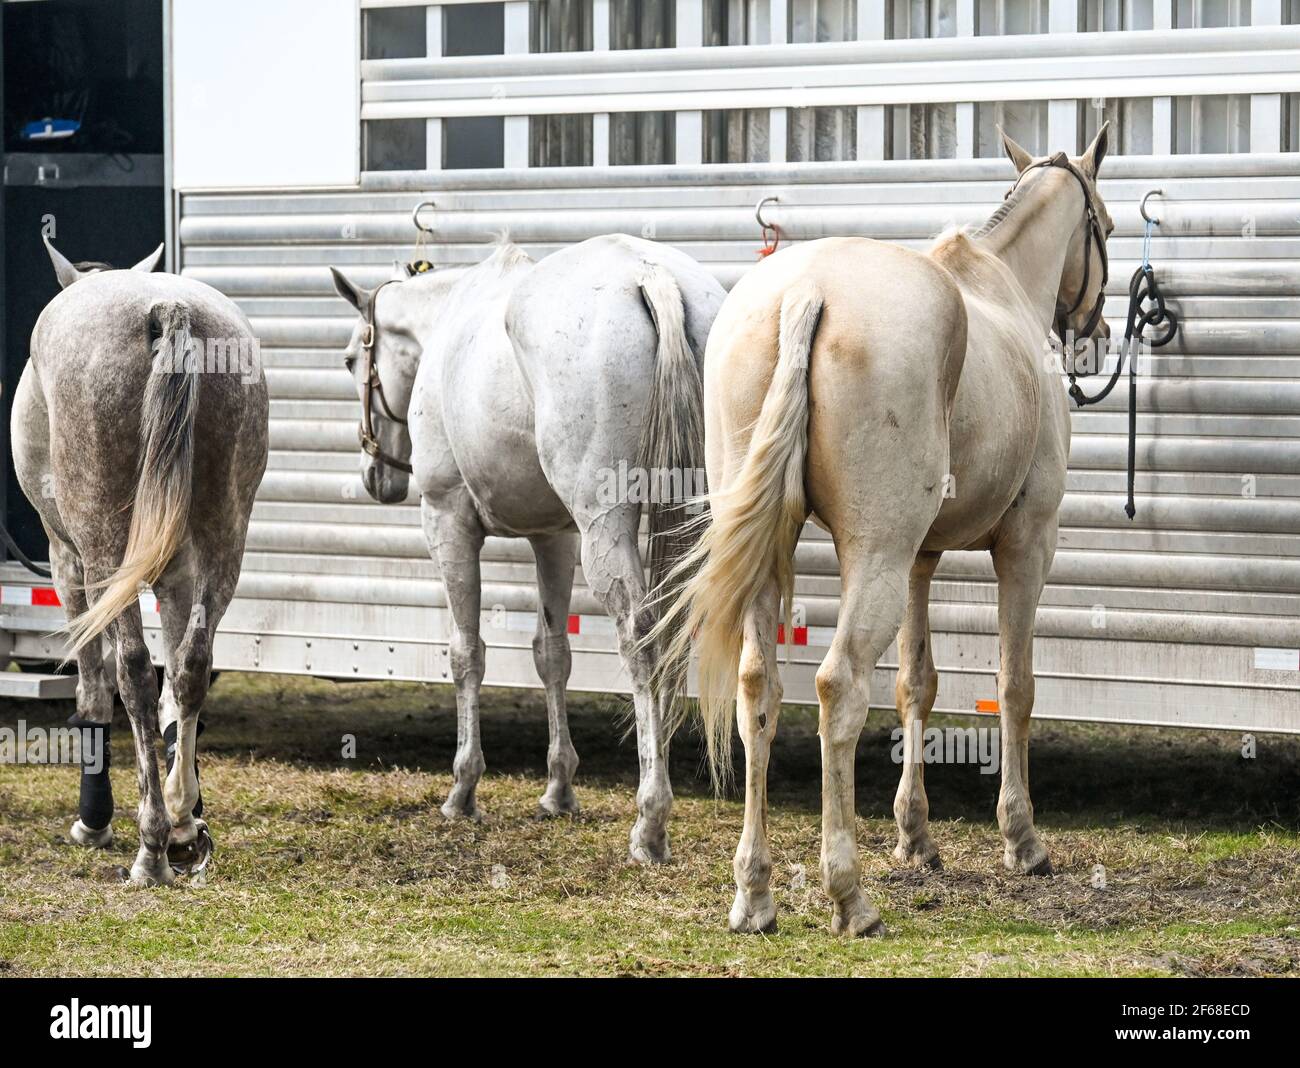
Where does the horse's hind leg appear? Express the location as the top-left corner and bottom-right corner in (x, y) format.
(576, 505), (671, 864)
(991, 519), (1057, 876)
(815, 547), (911, 937)
(892, 551), (943, 869)
(45, 530), (116, 847)
(529, 532), (580, 816)
(422, 493), (488, 821)
(730, 579), (781, 933)
(153, 549), (223, 870)
(101, 600), (172, 886)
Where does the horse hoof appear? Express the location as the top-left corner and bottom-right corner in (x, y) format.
(69, 819), (113, 849)
(1026, 856), (1054, 877)
(893, 841), (943, 871)
(440, 799), (482, 822)
(627, 836), (671, 866)
(831, 895), (885, 939)
(536, 792), (580, 818)
(167, 820), (213, 876)
(129, 852), (175, 888)
(729, 892), (778, 935)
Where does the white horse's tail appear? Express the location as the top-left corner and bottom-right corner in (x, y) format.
(636, 264), (706, 711)
(649, 280), (823, 786)
(67, 301), (198, 652)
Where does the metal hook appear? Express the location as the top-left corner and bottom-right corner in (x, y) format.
(755, 196), (779, 229)
(1140, 189), (1163, 226)
(412, 199), (436, 234)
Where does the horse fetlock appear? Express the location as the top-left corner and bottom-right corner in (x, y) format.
(893, 787), (938, 866)
(820, 834), (862, 903)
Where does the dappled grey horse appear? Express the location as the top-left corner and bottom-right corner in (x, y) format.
(331, 234), (724, 862)
(10, 237), (268, 885)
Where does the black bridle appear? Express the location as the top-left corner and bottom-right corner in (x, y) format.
(355, 279), (413, 474)
(1008, 154), (1179, 521)
(1006, 152), (1109, 355)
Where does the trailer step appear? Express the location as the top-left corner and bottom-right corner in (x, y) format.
(0, 672), (78, 699)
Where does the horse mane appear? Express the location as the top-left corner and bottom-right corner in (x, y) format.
(74, 260), (114, 272)
(476, 232), (534, 279)
(928, 227), (1039, 357)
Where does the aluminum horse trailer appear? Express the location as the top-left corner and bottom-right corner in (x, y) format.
(1, 0), (1296, 735)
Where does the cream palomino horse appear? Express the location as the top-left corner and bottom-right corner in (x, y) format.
(655, 126), (1114, 935)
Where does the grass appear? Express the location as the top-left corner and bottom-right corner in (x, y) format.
(1, 670), (1298, 976)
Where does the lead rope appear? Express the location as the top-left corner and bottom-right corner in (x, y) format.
(1066, 212), (1177, 520)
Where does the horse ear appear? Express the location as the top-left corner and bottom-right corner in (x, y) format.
(43, 235), (84, 289)
(330, 266), (371, 312)
(1081, 120), (1110, 178)
(131, 243), (165, 274)
(998, 125), (1034, 175)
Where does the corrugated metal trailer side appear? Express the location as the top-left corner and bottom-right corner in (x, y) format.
(3, 154), (1297, 730)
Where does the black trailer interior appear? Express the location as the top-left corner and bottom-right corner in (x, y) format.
(1, 0), (165, 564)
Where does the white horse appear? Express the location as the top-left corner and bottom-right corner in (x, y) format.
(330, 234), (725, 862)
(11, 237), (268, 885)
(653, 126), (1114, 933)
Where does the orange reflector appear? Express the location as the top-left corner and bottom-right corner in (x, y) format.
(975, 699), (999, 714)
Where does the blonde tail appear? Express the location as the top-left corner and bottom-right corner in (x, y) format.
(66, 301), (198, 652)
(649, 280), (823, 787)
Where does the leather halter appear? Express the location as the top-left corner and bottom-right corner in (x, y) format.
(356, 279), (413, 474)
(1006, 152), (1109, 352)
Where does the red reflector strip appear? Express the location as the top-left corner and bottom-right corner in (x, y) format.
(567, 614), (580, 635)
(776, 625), (808, 646)
(1, 585), (62, 607)
(975, 699), (999, 714)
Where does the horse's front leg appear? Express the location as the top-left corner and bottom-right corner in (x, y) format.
(991, 526), (1056, 876)
(423, 494), (488, 821)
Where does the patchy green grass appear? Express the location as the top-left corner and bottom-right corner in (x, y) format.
(1, 671), (1298, 976)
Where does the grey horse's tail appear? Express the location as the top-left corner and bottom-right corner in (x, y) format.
(635, 264), (706, 719)
(644, 280), (823, 787)
(67, 301), (199, 652)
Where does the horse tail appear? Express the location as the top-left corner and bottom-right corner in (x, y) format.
(648, 280), (823, 787)
(67, 301), (198, 652)
(635, 263), (706, 715)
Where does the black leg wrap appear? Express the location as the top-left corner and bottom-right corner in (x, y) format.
(163, 719), (204, 819)
(68, 714), (112, 831)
